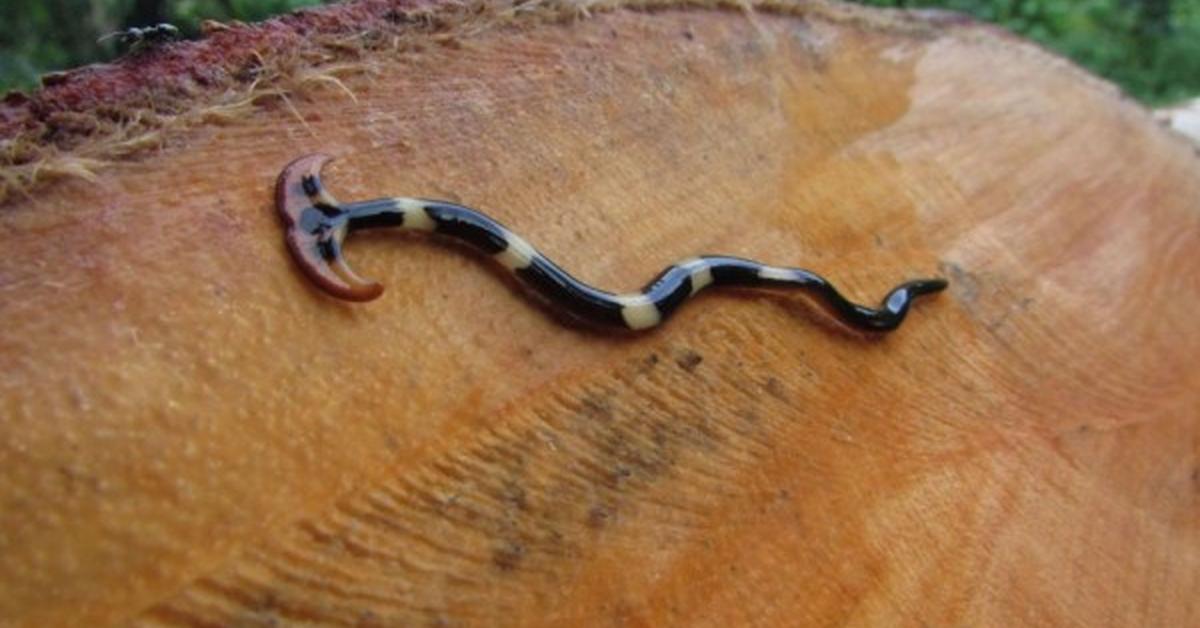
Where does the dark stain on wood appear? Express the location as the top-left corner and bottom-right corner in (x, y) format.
(675, 348), (704, 372)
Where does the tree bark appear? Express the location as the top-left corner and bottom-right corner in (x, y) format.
(1, 1), (1197, 626)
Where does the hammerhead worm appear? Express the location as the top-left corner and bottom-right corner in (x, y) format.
(276, 154), (947, 332)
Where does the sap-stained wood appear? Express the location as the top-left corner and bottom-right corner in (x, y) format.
(1, 2), (1198, 626)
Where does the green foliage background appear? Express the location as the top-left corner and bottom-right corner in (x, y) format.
(856, 0), (1200, 105)
(1, 0), (1197, 105)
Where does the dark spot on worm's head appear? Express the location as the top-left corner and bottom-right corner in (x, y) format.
(492, 540), (524, 571)
(298, 207), (327, 234)
(675, 349), (703, 372)
(301, 174), (320, 197)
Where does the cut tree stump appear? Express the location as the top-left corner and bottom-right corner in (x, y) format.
(1, 0), (1198, 626)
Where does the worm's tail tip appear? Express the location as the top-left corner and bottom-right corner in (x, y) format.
(918, 277), (949, 294)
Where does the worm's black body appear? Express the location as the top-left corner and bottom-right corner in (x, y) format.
(277, 154), (947, 332)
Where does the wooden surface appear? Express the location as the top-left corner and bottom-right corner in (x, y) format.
(2, 1), (1199, 625)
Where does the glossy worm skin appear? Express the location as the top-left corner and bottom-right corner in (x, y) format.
(276, 154), (948, 332)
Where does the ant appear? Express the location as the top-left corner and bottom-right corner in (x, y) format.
(98, 23), (181, 52)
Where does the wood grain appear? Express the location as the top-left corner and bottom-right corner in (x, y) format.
(1, 2), (1197, 626)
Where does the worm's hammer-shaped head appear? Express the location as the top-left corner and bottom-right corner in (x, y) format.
(275, 154), (384, 301)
